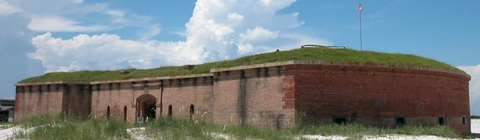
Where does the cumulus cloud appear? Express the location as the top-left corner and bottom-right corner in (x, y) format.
(29, 32), (202, 72)
(29, 0), (331, 73)
(227, 13), (244, 22)
(0, 0), (21, 15)
(239, 27), (279, 43)
(458, 65), (480, 115)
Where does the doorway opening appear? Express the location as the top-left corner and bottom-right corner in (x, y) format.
(395, 115), (406, 128)
(136, 94), (157, 123)
(438, 115), (446, 125)
(333, 116), (347, 125)
(124, 106), (127, 121)
(168, 105), (172, 117)
(106, 106), (110, 119)
(190, 104), (194, 115)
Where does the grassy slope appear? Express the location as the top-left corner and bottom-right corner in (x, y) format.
(19, 47), (465, 83)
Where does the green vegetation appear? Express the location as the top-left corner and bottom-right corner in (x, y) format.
(472, 115), (480, 119)
(13, 115), (129, 140)
(19, 46), (464, 83)
(11, 115), (461, 140)
(151, 119), (455, 139)
(292, 123), (459, 139)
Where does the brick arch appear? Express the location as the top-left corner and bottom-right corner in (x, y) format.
(136, 94), (157, 123)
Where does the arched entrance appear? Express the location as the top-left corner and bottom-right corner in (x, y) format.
(136, 94), (157, 123)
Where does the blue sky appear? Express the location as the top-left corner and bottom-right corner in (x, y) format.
(0, 0), (479, 114)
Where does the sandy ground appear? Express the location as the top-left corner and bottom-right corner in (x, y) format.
(3, 119), (480, 140)
(472, 119), (480, 134)
(126, 127), (150, 140)
(0, 125), (21, 140)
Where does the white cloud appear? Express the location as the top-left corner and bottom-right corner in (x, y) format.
(105, 10), (124, 18)
(227, 12), (244, 22)
(28, 15), (109, 32)
(183, 0), (329, 60)
(458, 65), (480, 115)
(237, 43), (254, 55)
(261, 0), (273, 6)
(29, 0), (332, 74)
(239, 26), (278, 43)
(7, 1), (158, 34)
(0, 1), (21, 15)
(29, 32), (203, 72)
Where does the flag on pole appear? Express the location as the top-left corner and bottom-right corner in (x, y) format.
(357, 3), (362, 14)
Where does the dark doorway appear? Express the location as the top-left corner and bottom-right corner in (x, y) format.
(136, 94), (157, 123)
(395, 116), (406, 128)
(190, 104), (194, 115)
(124, 106), (127, 121)
(333, 116), (347, 125)
(107, 106), (110, 119)
(168, 105), (172, 117)
(438, 116), (446, 125)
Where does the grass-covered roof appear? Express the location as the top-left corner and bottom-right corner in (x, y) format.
(19, 46), (465, 83)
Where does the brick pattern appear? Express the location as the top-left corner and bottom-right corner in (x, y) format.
(89, 77), (215, 123)
(14, 84), (71, 121)
(62, 84), (92, 117)
(14, 62), (470, 134)
(212, 67), (295, 129)
(286, 64), (470, 134)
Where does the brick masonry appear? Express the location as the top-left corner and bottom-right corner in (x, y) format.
(14, 60), (471, 134)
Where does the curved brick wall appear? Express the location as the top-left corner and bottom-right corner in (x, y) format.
(283, 63), (471, 134)
(14, 60), (471, 135)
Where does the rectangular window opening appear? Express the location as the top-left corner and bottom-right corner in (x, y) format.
(438, 115), (446, 125)
(333, 116), (348, 125)
(395, 115), (406, 128)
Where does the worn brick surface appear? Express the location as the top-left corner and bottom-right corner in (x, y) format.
(286, 64), (470, 134)
(14, 62), (471, 134)
(212, 67), (295, 129)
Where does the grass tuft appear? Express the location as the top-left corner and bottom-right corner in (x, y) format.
(14, 115), (129, 140)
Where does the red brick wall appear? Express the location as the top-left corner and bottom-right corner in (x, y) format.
(90, 76), (214, 124)
(91, 82), (153, 122)
(161, 77), (214, 121)
(91, 83), (136, 121)
(62, 84), (92, 117)
(14, 61), (471, 134)
(285, 64), (470, 134)
(212, 67), (295, 129)
(15, 84), (67, 121)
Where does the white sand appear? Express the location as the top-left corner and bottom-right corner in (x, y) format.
(472, 119), (480, 134)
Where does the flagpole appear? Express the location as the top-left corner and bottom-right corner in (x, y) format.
(358, 2), (363, 51)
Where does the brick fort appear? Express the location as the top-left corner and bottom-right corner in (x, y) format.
(14, 46), (471, 134)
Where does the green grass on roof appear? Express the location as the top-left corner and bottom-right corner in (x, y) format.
(18, 46), (465, 83)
